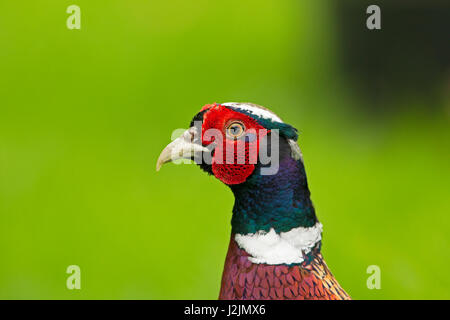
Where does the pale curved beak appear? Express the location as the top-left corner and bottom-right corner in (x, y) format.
(156, 126), (209, 171)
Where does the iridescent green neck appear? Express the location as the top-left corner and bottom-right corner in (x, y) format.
(229, 139), (317, 234)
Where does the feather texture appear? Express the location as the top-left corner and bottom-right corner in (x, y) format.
(219, 238), (350, 300)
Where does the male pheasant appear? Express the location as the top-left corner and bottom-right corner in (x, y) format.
(156, 102), (350, 300)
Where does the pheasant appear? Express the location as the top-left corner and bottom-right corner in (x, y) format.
(156, 102), (350, 300)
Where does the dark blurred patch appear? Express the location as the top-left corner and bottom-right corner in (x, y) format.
(335, 1), (450, 113)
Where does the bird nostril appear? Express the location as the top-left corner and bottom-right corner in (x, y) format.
(187, 127), (198, 142)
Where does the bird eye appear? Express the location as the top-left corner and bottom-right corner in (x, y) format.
(226, 121), (245, 138)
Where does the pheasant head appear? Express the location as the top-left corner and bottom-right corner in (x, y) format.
(156, 102), (350, 300)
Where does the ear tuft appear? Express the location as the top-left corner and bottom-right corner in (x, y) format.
(272, 122), (298, 141)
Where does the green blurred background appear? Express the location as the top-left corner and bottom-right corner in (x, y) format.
(0, 1), (449, 299)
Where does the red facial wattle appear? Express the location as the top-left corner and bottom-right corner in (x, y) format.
(200, 104), (267, 185)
